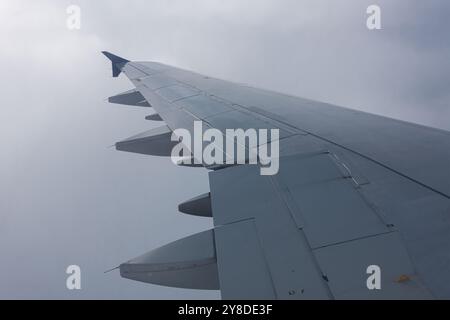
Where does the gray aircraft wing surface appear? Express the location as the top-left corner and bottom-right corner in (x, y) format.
(102, 51), (450, 299)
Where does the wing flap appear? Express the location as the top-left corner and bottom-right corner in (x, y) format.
(210, 161), (332, 299)
(209, 154), (432, 299)
(275, 153), (390, 248)
(214, 220), (277, 300)
(315, 232), (432, 299)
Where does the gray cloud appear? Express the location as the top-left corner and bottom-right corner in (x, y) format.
(1, 0), (449, 299)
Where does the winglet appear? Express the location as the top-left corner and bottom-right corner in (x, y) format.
(102, 51), (130, 77)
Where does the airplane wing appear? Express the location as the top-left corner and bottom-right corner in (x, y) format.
(102, 52), (450, 299)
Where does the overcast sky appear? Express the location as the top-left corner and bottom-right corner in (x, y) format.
(1, 0), (449, 299)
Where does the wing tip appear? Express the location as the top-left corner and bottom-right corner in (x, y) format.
(101, 51), (130, 63)
(102, 51), (130, 77)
